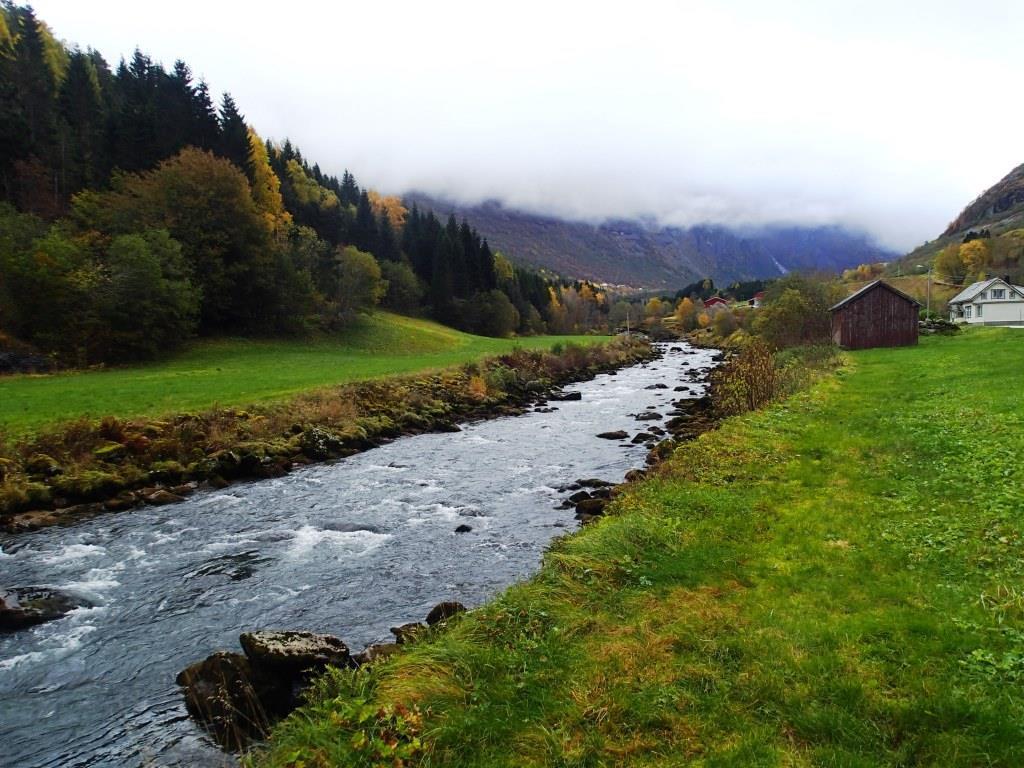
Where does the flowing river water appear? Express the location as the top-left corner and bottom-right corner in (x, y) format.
(0, 343), (717, 767)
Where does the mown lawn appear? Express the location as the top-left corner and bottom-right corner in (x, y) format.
(254, 327), (1024, 767)
(0, 313), (603, 434)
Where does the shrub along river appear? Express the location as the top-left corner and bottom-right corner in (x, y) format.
(0, 343), (717, 767)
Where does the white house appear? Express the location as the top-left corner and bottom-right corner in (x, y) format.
(948, 277), (1024, 326)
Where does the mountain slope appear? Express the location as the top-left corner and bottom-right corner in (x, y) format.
(900, 160), (1024, 273)
(943, 162), (1024, 236)
(406, 194), (894, 288)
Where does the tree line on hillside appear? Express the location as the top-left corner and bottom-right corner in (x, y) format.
(931, 228), (1024, 286)
(0, 2), (628, 366)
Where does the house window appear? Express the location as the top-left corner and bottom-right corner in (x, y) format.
(965, 305), (972, 319)
(992, 288), (1006, 299)
(977, 304), (983, 318)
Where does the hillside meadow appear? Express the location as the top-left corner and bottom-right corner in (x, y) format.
(253, 327), (1024, 767)
(0, 313), (604, 435)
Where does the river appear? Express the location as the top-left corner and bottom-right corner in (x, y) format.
(0, 342), (717, 767)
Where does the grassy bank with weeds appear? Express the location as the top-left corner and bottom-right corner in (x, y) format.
(0, 336), (648, 532)
(253, 327), (1024, 767)
(0, 312), (605, 435)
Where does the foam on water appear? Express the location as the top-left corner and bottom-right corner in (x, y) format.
(285, 524), (392, 559)
(196, 494), (244, 507)
(38, 543), (107, 565)
(59, 564), (124, 602)
(0, 623), (98, 672)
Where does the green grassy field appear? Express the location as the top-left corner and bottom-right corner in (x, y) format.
(254, 327), (1024, 767)
(0, 313), (603, 434)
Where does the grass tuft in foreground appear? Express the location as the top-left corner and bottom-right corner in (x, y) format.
(252, 328), (1024, 767)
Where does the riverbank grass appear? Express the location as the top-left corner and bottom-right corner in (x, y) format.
(0, 312), (603, 434)
(254, 327), (1024, 767)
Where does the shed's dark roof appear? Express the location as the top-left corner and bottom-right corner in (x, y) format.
(829, 280), (922, 312)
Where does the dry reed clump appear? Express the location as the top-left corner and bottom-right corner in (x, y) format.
(711, 340), (777, 416)
(712, 340), (840, 417)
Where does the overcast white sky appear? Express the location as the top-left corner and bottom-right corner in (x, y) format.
(32, 0), (1024, 250)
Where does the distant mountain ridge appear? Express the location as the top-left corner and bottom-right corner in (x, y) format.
(405, 194), (895, 288)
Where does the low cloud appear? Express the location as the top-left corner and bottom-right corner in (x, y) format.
(37, 0), (1024, 251)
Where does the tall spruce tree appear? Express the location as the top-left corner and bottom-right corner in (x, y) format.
(351, 190), (378, 253)
(217, 92), (250, 178)
(10, 5), (57, 158)
(0, 8), (27, 201)
(340, 169), (359, 206)
(57, 48), (105, 193)
(377, 210), (400, 262)
(191, 79), (220, 151)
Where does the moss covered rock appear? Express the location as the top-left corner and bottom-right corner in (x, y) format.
(93, 441), (128, 463)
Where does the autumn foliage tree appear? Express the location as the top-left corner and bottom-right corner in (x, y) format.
(72, 148), (297, 334)
(959, 239), (991, 277)
(753, 275), (845, 348)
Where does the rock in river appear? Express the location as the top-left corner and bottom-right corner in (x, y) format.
(0, 587), (83, 632)
(635, 412), (663, 421)
(596, 430), (628, 440)
(550, 391), (582, 401)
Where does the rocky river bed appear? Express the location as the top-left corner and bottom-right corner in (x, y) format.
(0, 342), (718, 767)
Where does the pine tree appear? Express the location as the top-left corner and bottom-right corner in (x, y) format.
(10, 5), (57, 157)
(191, 79), (220, 151)
(351, 190), (378, 253)
(107, 49), (160, 172)
(217, 92), (250, 178)
(0, 8), (28, 200)
(377, 210), (400, 262)
(57, 48), (105, 193)
(431, 230), (455, 314)
(479, 239), (497, 291)
(340, 169), (359, 206)
(156, 59), (195, 158)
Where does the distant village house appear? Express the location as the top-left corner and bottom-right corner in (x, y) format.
(702, 296), (730, 313)
(947, 277), (1024, 326)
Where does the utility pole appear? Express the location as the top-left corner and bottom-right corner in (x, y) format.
(927, 266), (932, 317)
(916, 264), (932, 317)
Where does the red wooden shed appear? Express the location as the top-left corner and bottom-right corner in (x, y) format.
(829, 280), (921, 349)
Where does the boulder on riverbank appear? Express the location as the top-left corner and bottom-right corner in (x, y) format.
(176, 652), (268, 752)
(238, 630), (353, 677)
(426, 601), (466, 626)
(390, 622), (427, 645)
(177, 630), (354, 750)
(575, 497), (608, 516)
